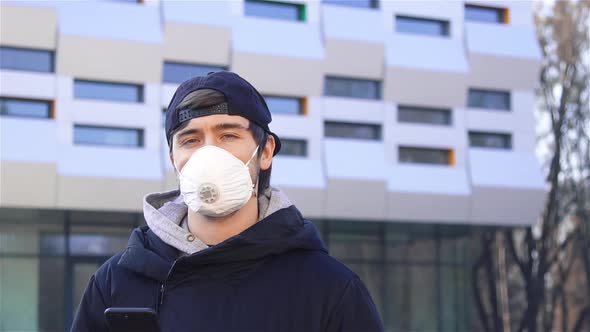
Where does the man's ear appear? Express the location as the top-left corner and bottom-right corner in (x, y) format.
(260, 135), (275, 171)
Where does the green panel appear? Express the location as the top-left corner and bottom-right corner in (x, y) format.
(298, 4), (306, 22)
(0, 258), (39, 332)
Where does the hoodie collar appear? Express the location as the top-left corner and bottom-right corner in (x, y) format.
(142, 187), (295, 256)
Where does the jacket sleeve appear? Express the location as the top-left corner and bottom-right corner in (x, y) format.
(326, 276), (384, 332)
(70, 274), (110, 332)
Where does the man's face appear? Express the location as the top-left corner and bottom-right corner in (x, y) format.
(169, 114), (272, 181)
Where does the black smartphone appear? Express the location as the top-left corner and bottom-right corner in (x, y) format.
(104, 307), (160, 332)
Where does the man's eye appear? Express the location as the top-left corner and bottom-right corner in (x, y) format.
(183, 138), (198, 145)
(222, 134), (238, 140)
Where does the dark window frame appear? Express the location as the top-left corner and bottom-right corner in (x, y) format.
(244, 0), (306, 22)
(279, 138), (308, 157)
(73, 124), (145, 148)
(162, 62), (226, 84)
(324, 76), (382, 100)
(465, 4), (506, 24)
(398, 146), (452, 165)
(73, 79), (144, 103)
(321, 0), (379, 9)
(0, 46), (55, 73)
(395, 15), (450, 37)
(397, 105), (452, 126)
(468, 131), (512, 150)
(263, 95), (305, 116)
(0, 97), (53, 119)
(467, 88), (511, 111)
(325, 121), (382, 141)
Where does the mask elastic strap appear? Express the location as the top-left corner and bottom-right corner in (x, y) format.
(245, 145), (260, 167)
(245, 146), (260, 196)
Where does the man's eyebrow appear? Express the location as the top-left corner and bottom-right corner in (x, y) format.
(213, 122), (249, 131)
(175, 128), (202, 140)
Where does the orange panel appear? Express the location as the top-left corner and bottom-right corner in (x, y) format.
(448, 149), (455, 166)
(301, 97), (308, 116)
(503, 8), (510, 24)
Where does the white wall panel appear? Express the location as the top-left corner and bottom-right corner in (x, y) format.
(57, 146), (162, 180)
(322, 98), (385, 124)
(272, 157), (325, 188)
(324, 139), (387, 180)
(322, 4), (386, 43)
(0, 71), (56, 100)
(469, 149), (545, 189)
(58, 2), (162, 44)
(466, 23), (540, 59)
(233, 18), (323, 59)
(0, 118), (57, 163)
(162, 1), (232, 26)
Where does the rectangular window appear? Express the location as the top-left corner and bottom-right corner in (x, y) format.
(0, 97), (52, 119)
(74, 79), (144, 103)
(0, 46), (54, 73)
(325, 121), (382, 140)
(467, 88), (510, 110)
(322, 0), (378, 9)
(280, 139), (308, 157)
(398, 105), (452, 126)
(264, 96), (304, 115)
(399, 146), (451, 165)
(469, 131), (512, 149)
(324, 76), (381, 100)
(465, 4), (506, 23)
(73, 125), (144, 148)
(245, 0), (306, 22)
(162, 62), (225, 84)
(395, 15), (450, 37)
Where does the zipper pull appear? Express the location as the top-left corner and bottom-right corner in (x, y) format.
(160, 284), (165, 306)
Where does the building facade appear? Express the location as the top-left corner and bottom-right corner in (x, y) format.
(0, 0), (545, 331)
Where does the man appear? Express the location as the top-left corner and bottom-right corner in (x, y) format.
(71, 71), (384, 332)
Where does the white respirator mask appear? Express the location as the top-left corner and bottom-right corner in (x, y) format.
(176, 145), (259, 217)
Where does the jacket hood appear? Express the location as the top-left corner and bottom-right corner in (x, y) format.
(119, 203), (327, 283)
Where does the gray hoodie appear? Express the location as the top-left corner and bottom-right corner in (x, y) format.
(142, 187), (293, 255)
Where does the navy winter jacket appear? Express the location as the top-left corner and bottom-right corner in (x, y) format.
(71, 206), (384, 332)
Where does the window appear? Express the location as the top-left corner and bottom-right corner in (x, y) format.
(469, 131), (512, 149)
(325, 121), (382, 140)
(398, 105), (452, 126)
(73, 125), (144, 148)
(0, 97), (52, 119)
(322, 0), (378, 9)
(105, 0), (143, 3)
(280, 139), (308, 157)
(467, 88), (510, 110)
(324, 77), (381, 100)
(245, 0), (306, 22)
(465, 4), (506, 23)
(163, 62), (225, 84)
(399, 147), (452, 165)
(395, 15), (450, 37)
(0, 46), (54, 73)
(74, 79), (144, 103)
(264, 96), (304, 115)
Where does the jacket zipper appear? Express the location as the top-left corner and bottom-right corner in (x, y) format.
(159, 284), (166, 306)
(158, 258), (182, 312)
